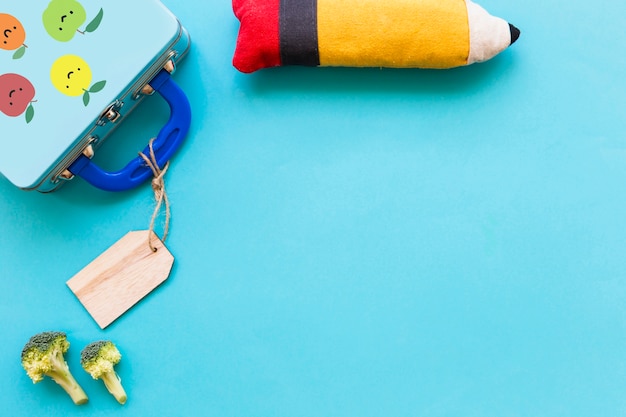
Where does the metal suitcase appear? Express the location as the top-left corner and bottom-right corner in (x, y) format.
(1, 0), (191, 192)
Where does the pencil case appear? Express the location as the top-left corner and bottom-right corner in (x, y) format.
(1, 0), (191, 192)
(233, 0), (520, 73)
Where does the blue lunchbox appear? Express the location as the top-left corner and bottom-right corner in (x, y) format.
(0, 0), (191, 192)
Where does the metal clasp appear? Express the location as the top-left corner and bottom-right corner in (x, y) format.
(98, 100), (123, 126)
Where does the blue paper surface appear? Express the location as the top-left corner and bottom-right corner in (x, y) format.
(2, 0), (626, 415)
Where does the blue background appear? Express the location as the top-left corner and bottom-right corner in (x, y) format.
(2, 0), (626, 415)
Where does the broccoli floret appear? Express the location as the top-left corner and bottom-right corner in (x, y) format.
(80, 340), (127, 404)
(21, 331), (89, 405)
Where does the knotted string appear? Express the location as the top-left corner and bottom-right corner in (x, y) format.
(138, 139), (170, 252)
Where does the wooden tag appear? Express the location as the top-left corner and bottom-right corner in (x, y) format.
(67, 230), (174, 329)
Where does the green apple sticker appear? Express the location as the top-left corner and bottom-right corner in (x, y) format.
(42, 0), (103, 42)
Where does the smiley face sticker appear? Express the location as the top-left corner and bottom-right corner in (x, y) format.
(0, 13), (28, 59)
(42, 0), (103, 42)
(51, 54), (106, 106)
(0, 73), (36, 123)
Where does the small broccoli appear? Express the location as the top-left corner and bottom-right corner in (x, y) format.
(80, 340), (127, 404)
(21, 331), (89, 405)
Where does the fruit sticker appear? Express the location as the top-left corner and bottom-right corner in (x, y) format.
(42, 0), (103, 42)
(0, 13), (28, 59)
(0, 73), (36, 123)
(50, 54), (106, 106)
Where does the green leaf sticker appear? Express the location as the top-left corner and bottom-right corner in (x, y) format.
(25, 104), (34, 124)
(12, 46), (26, 60)
(89, 80), (106, 93)
(83, 91), (90, 107)
(85, 8), (104, 33)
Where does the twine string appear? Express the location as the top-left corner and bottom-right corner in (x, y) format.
(138, 139), (170, 252)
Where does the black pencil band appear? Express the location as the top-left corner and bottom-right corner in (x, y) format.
(279, 0), (320, 66)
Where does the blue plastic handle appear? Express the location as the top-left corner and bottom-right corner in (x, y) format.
(68, 69), (191, 192)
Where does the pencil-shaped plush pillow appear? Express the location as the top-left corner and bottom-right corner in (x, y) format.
(232, 0), (520, 73)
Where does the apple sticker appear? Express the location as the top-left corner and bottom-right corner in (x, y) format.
(42, 0), (103, 42)
(0, 73), (36, 123)
(0, 13), (28, 59)
(50, 54), (106, 106)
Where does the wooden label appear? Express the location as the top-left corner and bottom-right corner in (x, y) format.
(67, 230), (174, 329)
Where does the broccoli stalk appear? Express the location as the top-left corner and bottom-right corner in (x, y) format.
(99, 367), (127, 403)
(21, 331), (88, 405)
(80, 340), (127, 404)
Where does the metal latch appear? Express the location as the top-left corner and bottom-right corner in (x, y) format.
(98, 100), (123, 125)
